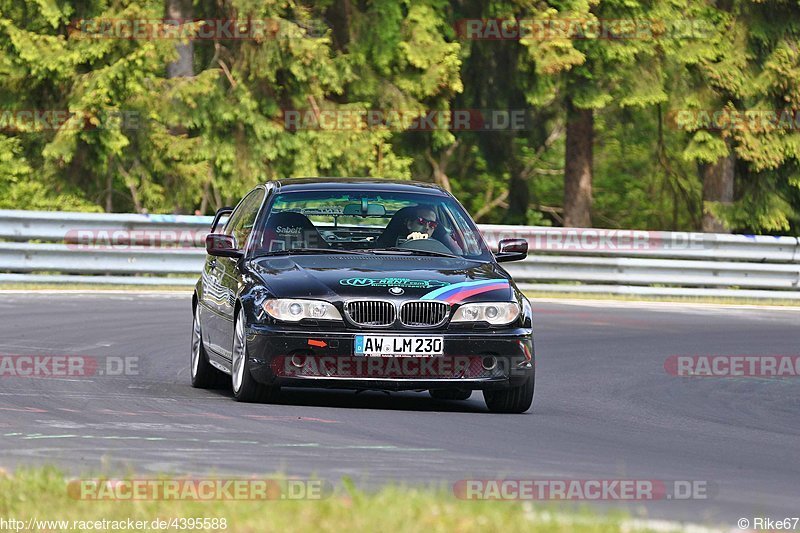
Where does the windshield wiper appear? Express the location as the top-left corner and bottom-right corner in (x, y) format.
(369, 247), (459, 258)
(257, 247), (367, 257)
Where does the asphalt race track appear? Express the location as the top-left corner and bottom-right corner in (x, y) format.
(0, 292), (798, 527)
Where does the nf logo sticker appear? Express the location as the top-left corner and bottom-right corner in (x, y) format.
(339, 277), (449, 289)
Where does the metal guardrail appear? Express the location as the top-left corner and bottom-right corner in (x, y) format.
(0, 209), (213, 242)
(1, 210), (799, 299)
(479, 225), (800, 263)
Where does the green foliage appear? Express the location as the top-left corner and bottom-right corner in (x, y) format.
(668, 0), (800, 231)
(0, 0), (798, 235)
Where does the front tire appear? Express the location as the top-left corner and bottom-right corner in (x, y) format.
(483, 372), (534, 413)
(231, 308), (280, 403)
(191, 305), (226, 388)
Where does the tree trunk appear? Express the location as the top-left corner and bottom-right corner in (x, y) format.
(105, 172), (113, 212)
(504, 131), (529, 225)
(507, 171), (530, 225)
(165, 0), (193, 78)
(701, 146), (735, 233)
(563, 101), (593, 227)
(326, 0), (351, 51)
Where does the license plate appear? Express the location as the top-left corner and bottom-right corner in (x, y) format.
(354, 335), (444, 357)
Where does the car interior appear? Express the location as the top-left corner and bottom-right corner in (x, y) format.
(254, 200), (470, 256)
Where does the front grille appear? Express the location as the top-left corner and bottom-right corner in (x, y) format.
(344, 300), (396, 327)
(399, 301), (449, 327)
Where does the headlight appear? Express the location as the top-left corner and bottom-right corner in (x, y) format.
(451, 302), (520, 325)
(262, 299), (342, 322)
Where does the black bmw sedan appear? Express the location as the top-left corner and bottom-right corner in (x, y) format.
(191, 178), (535, 413)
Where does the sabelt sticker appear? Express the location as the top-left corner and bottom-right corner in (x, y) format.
(275, 226), (302, 234)
(420, 279), (510, 303)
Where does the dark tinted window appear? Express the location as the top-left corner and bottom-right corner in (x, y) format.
(253, 190), (491, 260)
(224, 188), (265, 249)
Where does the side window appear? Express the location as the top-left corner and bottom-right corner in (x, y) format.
(443, 204), (482, 256)
(223, 189), (266, 249)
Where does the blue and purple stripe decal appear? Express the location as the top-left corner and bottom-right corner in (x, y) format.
(420, 279), (511, 303)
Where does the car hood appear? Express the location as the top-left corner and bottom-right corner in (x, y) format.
(247, 254), (515, 304)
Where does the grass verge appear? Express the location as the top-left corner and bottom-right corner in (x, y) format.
(0, 467), (649, 533)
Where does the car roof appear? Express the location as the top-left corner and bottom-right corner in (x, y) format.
(268, 177), (448, 195)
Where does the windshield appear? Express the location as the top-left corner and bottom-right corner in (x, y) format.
(251, 190), (492, 260)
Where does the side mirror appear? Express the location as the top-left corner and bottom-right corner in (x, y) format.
(206, 233), (242, 258)
(495, 238), (528, 263)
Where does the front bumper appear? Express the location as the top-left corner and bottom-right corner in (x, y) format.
(245, 325), (534, 391)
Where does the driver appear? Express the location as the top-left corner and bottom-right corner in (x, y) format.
(404, 206), (438, 241)
(401, 206), (463, 254)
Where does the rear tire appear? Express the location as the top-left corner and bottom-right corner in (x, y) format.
(429, 388), (472, 401)
(231, 308), (280, 403)
(483, 372), (534, 413)
(191, 305), (226, 388)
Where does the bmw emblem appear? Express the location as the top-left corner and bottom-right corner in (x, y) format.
(389, 286), (404, 295)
